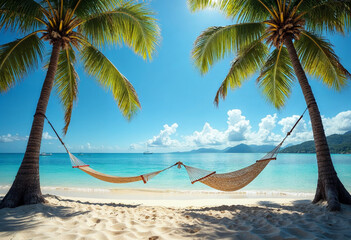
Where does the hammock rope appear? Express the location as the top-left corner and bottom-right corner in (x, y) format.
(41, 105), (309, 191)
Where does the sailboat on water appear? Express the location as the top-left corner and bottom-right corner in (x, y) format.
(143, 144), (153, 154)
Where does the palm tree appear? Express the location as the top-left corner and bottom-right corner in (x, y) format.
(0, 0), (160, 208)
(188, 0), (351, 211)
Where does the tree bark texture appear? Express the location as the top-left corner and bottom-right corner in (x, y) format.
(0, 42), (61, 208)
(284, 36), (351, 211)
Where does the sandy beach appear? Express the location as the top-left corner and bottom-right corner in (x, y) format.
(1, 193), (351, 240)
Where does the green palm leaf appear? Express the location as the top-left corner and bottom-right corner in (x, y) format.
(79, 1), (160, 59)
(68, 0), (117, 18)
(192, 22), (265, 74)
(214, 40), (268, 105)
(257, 46), (295, 108)
(187, 0), (216, 12)
(0, 0), (44, 32)
(217, 0), (272, 22)
(54, 47), (78, 134)
(296, 31), (351, 90)
(300, 0), (349, 34)
(81, 45), (141, 119)
(0, 32), (44, 92)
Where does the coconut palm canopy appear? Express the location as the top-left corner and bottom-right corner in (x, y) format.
(0, 0), (160, 133)
(188, 0), (351, 107)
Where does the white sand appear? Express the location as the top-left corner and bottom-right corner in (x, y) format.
(1, 194), (351, 240)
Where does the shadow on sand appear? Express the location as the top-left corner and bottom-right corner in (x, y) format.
(179, 200), (351, 239)
(0, 194), (139, 235)
(47, 194), (140, 209)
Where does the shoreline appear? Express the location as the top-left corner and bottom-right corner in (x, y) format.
(0, 185), (315, 202)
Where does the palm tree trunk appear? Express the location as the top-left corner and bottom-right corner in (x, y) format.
(284, 36), (351, 211)
(0, 42), (61, 208)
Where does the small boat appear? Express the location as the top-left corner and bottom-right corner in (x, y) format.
(40, 152), (52, 156)
(143, 151), (153, 155)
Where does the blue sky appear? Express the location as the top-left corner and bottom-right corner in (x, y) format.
(1, 0), (351, 153)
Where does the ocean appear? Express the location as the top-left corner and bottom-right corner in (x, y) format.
(1, 153), (350, 198)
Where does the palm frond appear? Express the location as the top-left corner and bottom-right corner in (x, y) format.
(68, 0), (117, 18)
(81, 45), (141, 119)
(192, 22), (265, 74)
(54, 46), (78, 134)
(214, 40), (268, 105)
(79, 1), (160, 59)
(187, 0), (216, 12)
(0, 0), (44, 32)
(0, 32), (44, 92)
(299, 0), (349, 34)
(257, 46), (295, 109)
(218, 0), (272, 22)
(296, 31), (350, 90)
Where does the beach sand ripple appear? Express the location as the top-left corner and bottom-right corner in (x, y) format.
(0, 195), (351, 239)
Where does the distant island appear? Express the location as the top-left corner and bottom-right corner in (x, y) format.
(177, 144), (276, 154)
(281, 131), (351, 154)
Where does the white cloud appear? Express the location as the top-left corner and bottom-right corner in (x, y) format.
(186, 122), (226, 146)
(243, 114), (278, 144)
(279, 115), (307, 134)
(147, 123), (179, 147)
(226, 109), (251, 142)
(134, 109), (351, 152)
(277, 115), (313, 144)
(0, 134), (27, 143)
(0, 132), (55, 143)
(42, 132), (55, 140)
(322, 110), (351, 135)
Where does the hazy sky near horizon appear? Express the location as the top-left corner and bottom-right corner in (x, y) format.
(1, 0), (351, 153)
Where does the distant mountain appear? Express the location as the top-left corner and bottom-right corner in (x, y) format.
(177, 144), (276, 154)
(187, 148), (223, 153)
(281, 131), (351, 154)
(225, 144), (276, 153)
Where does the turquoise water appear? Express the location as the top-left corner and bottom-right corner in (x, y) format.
(0, 153), (350, 195)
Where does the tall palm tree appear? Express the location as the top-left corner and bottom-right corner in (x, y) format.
(188, 0), (351, 211)
(0, 0), (160, 208)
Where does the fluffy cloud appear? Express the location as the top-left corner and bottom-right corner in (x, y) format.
(0, 134), (27, 143)
(42, 132), (55, 140)
(147, 123), (179, 147)
(246, 114), (278, 144)
(136, 109), (351, 152)
(0, 132), (56, 143)
(322, 111), (351, 136)
(277, 115), (312, 144)
(186, 123), (226, 146)
(226, 109), (251, 141)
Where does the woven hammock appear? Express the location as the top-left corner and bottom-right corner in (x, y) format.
(42, 106), (308, 191)
(68, 152), (175, 184)
(181, 144), (281, 191)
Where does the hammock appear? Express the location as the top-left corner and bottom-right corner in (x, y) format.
(181, 145), (281, 191)
(68, 152), (175, 184)
(41, 106), (308, 191)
